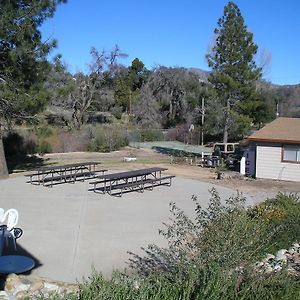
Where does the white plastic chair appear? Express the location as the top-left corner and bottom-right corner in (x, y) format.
(3, 209), (19, 230)
(0, 208), (4, 222)
(2, 209), (19, 250)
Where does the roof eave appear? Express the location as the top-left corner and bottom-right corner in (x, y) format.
(247, 137), (300, 144)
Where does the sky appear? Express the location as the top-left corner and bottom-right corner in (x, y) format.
(40, 0), (300, 85)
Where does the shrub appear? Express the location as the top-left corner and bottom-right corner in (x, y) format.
(110, 105), (123, 119)
(88, 125), (128, 152)
(40, 263), (300, 300)
(52, 129), (89, 153)
(37, 140), (52, 154)
(88, 126), (109, 152)
(36, 125), (54, 139)
(140, 128), (164, 142)
(249, 193), (300, 253)
(128, 189), (274, 277)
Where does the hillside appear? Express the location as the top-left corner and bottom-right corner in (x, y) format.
(275, 84), (300, 117)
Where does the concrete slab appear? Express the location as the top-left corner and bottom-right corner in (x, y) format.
(0, 173), (267, 283)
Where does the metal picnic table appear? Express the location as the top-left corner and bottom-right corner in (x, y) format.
(26, 161), (105, 187)
(89, 167), (175, 196)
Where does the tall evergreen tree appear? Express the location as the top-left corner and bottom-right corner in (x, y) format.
(206, 1), (261, 142)
(0, 0), (65, 178)
(114, 58), (148, 114)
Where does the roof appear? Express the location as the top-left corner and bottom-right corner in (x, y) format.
(248, 117), (300, 144)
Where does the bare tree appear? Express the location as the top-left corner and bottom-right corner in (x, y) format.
(133, 84), (161, 128)
(146, 67), (187, 127)
(71, 45), (127, 128)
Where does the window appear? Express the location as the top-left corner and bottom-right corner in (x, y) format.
(282, 145), (300, 163)
(227, 144), (234, 152)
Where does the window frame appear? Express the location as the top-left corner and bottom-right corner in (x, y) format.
(281, 144), (300, 164)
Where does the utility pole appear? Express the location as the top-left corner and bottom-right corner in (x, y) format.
(201, 96), (205, 145)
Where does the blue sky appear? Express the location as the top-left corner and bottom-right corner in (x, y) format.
(41, 0), (300, 85)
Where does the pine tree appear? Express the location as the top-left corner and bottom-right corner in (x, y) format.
(0, 0), (65, 178)
(206, 1), (261, 142)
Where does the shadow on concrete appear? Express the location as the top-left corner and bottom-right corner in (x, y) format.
(0, 239), (42, 290)
(6, 154), (47, 174)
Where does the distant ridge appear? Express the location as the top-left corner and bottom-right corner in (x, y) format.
(186, 67), (300, 118)
(188, 68), (210, 82)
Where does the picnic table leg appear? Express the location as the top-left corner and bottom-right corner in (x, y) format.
(38, 171), (42, 185)
(71, 169), (75, 183)
(104, 181), (107, 194)
(38, 171), (44, 185)
(42, 173), (47, 186)
(109, 181), (112, 195)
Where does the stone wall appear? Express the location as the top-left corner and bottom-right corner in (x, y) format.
(0, 274), (78, 299)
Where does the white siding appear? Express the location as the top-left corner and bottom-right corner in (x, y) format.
(256, 143), (300, 182)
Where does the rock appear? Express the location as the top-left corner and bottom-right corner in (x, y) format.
(15, 291), (28, 299)
(123, 157), (137, 162)
(263, 265), (274, 274)
(274, 264), (282, 272)
(255, 261), (265, 269)
(276, 249), (287, 256)
(13, 283), (30, 295)
(28, 280), (44, 292)
(19, 277), (31, 285)
(0, 291), (10, 300)
(253, 243), (300, 277)
(2, 273), (79, 299)
(293, 253), (300, 264)
(287, 266), (299, 276)
(43, 282), (59, 292)
(4, 273), (22, 293)
(288, 247), (295, 255)
(275, 249), (287, 263)
(133, 280), (140, 290)
(264, 254), (275, 262)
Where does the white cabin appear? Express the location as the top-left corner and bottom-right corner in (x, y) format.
(247, 117), (300, 182)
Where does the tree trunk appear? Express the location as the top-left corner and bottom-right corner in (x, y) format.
(0, 137), (8, 179)
(223, 98), (230, 143)
(223, 124), (228, 143)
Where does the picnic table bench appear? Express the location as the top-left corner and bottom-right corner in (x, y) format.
(26, 162), (106, 187)
(89, 167), (175, 196)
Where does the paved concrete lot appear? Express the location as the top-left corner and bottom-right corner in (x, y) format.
(0, 173), (270, 283)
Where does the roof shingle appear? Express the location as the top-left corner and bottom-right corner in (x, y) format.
(248, 117), (300, 144)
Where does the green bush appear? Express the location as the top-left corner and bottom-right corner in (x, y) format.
(39, 265), (300, 300)
(129, 189), (274, 276)
(140, 128), (164, 142)
(88, 126), (128, 152)
(36, 125), (54, 139)
(249, 193), (300, 253)
(37, 140), (52, 154)
(110, 105), (123, 119)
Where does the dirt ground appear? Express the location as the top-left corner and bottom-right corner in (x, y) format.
(20, 146), (300, 194)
